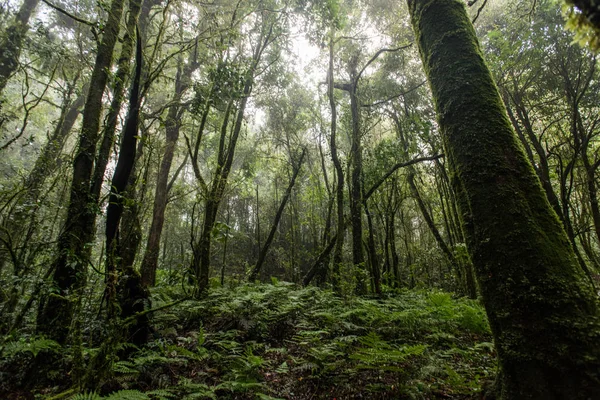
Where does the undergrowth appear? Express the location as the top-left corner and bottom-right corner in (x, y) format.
(0, 283), (495, 399)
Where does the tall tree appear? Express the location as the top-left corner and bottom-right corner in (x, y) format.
(408, 0), (600, 398)
(328, 30), (345, 289)
(37, 0), (126, 344)
(249, 148), (306, 281)
(140, 47), (198, 287)
(0, 0), (40, 95)
(104, 24), (149, 345)
(191, 8), (279, 294)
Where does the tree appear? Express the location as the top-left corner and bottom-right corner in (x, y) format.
(140, 41), (198, 287)
(0, 0), (40, 95)
(104, 23), (149, 345)
(190, 5), (282, 294)
(249, 148), (306, 281)
(407, 0), (600, 397)
(37, 0), (125, 344)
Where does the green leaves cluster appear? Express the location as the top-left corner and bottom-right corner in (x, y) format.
(88, 283), (494, 398)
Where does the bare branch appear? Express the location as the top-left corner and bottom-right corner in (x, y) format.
(356, 43), (412, 83)
(362, 80), (427, 108)
(40, 0), (97, 28)
(471, 0), (488, 24)
(364, 154), (444, 200)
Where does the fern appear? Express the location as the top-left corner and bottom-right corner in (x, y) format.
(113, 361), (140, 375)
(175, 379), (217, 399)
(104, 390), (150, 400)
(70, 392), (102, 400)
(1, 337), (61, 358)
(70, 391), (149, 400)
(145, 389), (177, 400)
(350, 332), (427, 372)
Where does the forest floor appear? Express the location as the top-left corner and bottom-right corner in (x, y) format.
(1, 282), (496, 399)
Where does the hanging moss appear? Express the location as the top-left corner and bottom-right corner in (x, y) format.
(407, 0), (600, 398)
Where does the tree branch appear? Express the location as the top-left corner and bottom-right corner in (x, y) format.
(41, 0), (97, 28)
(364, 154), (444, 200)
(362, 80), (427, 108)
(471, 0), (489, 23)
(356, 43), (412, 83)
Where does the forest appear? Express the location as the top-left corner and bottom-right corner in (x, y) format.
(1, 0), (600, 398)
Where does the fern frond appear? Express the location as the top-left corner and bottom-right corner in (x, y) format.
(1, 337), (61, 357)
(103, 389), (150, 400)
(69, 392), (101, 400)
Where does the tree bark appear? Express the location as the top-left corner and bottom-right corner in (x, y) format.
(105, 22), (143, 310)
(364, 200), (381, 294)
(140, 57), (198, 287)
(91, 0), (143, 206)
(408, 0), (600, 398)
(0, 0), (40, 94)
(348, 83), (366, 294)
(328, 31), (345, 289)
(104, 22), (149, 346)
(37, 0), (125, 344)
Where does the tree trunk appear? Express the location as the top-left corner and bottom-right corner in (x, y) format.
(249, 149), (306, 281)
(302, 234), (337, 286)
(191, 98), (235, 293)
(389, 208), (400, 287)
(408, 1), (600, 398)
(140, 58), (198, 287)
(364, 200), (381, 294)
(91, 0), (143, 205)
(104, 22), (149, 346)
(582, 153), (600, 247)
(105, 22), (143, 314)
(348, 84), (366, 294)
(328, 31), (345, 289)
(192, 21), (273, 294)
(37, 0), (125, 344)
(0, 0), (39, 94)
(407, 172), (460, 274)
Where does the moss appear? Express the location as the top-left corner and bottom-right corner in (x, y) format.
(408, 0), (600, 398)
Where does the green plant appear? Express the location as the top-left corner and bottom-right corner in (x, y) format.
(1, 337), (61, 358)
(350, 332), (426, 372)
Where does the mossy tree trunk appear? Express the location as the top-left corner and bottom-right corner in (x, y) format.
(407, 0), (600, 398)
(328, 30), (345, 289)
(141, 55), (198, 287)
(105, 18), (143, 318)
(0, 0), (39, 95)
(37, 0), (125, 344)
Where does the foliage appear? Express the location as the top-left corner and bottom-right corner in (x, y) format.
(563, 1), (600, 50)
(0, 336), (61, 358)
(48, 283), (493, 399)
(2, 0), (599, 397)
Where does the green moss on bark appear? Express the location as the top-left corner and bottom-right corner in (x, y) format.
(407, 0), (600, 398)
